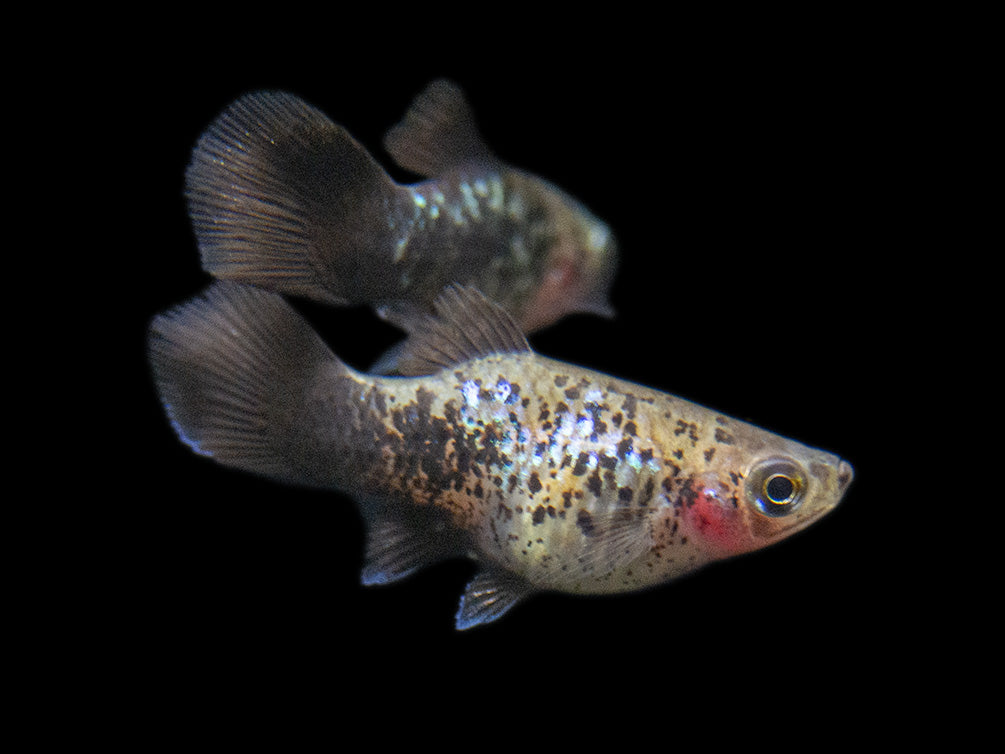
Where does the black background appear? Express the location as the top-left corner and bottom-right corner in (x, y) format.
(96, 32), (926, 733)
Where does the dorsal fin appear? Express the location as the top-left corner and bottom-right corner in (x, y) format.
(383, 79), (497, 177)
(381, 285), (531, 376)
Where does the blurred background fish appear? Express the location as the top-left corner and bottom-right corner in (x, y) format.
(185, 79), (618, 334)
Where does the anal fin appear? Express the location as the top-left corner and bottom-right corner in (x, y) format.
(455, 570), (533, 630)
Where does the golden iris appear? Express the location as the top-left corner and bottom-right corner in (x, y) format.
(747, 458), (805, 517)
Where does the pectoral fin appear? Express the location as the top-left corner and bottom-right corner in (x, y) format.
(576, 509), (653, 577)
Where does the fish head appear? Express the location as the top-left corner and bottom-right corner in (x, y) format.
(678, 432), (853, 561)
(515, 178), (618, 332)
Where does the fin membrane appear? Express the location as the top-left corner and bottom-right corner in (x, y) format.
(186, 91), (398, 304)
(455, 570), (532, 630)
(378, 284), (530, 376)
(360, 504), (464, 586)
(383, 79), (496, 177)
(147, 281), (348, 487)
(575, 509), (654, 577)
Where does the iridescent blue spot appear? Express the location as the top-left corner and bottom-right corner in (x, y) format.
(494, 379), (511, 403)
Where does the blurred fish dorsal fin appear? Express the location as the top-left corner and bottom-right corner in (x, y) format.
(383, 79), (497, 177)
(382, 285), (531, 376)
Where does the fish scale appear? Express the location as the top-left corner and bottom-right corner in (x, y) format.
(148, 283), (853, 628)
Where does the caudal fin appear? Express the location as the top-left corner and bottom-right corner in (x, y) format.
(148, 281), (350, 488)
(185, 92), (400, 304)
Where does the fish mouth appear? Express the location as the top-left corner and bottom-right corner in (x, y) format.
(794, 458), (854, 534)
(837, 459), (854, 494)
(771, 459), (854, 539)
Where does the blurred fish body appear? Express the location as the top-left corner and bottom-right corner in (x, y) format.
(148, 283), (853, 629)
(185, 80), (617, 333)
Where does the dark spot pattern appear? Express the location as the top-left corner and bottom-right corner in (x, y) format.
(674, 420), (699, 445)
(715, 428), (735, 445)
(676, 479), (700, 509)
(617, 436), (633, 460)
(639, 478), (655, 506)
(528, 472), (543, 494)
(622, 394), (637, 420)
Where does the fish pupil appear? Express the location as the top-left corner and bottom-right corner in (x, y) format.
(765, 474), (795, 503)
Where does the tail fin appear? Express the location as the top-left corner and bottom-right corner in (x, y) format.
(185, 92), (400, 304)
(148, 281), (350, 488)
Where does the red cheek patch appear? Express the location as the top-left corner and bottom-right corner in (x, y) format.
(521, 256), (581, 332)
(684, 479), (747, 554)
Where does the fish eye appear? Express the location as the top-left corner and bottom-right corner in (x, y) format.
(746, 458), (806, 517)
(765, 474), (795, 503)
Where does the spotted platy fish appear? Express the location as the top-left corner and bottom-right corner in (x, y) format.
(184, 80), (617, 334)
(148, 283), (853, 629)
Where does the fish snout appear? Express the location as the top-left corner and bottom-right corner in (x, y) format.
(837, 459), (854, 492)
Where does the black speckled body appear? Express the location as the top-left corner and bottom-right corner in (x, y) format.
(302, 353), (846, 595)
(149, 284), (853, 628)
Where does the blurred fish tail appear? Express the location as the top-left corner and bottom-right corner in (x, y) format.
(185, 92), (402, 304)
